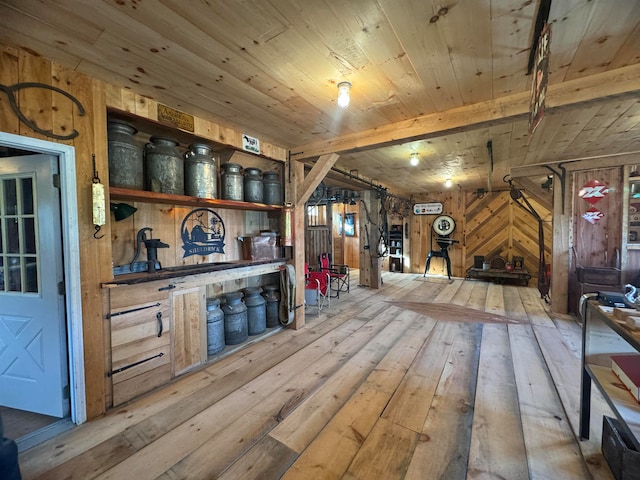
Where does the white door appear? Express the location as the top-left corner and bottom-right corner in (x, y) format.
(0, 154), (69, 417)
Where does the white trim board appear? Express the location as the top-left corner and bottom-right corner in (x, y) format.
(0, 132), (86, 425)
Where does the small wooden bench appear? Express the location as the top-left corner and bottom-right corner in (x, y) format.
(466, 267), (531, 286)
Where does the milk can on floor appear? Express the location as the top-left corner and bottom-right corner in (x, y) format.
(222, 291), (248, 345)
(243, 286), (266, 335)
(206, 298), (225, 355)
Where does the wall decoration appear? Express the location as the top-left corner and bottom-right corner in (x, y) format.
(582, 207), (604, 225)
(345, 213), (356, 237)
(578, 179), (610, 205)
(413, 202), (443, 215)
(0, 82), (85, 140)
(180, 208), (226, 257)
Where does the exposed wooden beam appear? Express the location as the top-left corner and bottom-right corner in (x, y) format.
(291, 65), (640, 161)
(296, 153), (340, 205)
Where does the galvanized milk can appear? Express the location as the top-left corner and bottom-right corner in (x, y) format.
(206, 297), (225, 355)
(222, 291), (248, 345)
(263, 171), (282, 205)
(243, 167), (263, 203)
(185, 143), (217, 198)
(262, 284), (280, 327)
(145, 136), (184, 194)
(220, 162), (244, 201)
(107, 120), (144, 190)
(243, 286), (266, 335)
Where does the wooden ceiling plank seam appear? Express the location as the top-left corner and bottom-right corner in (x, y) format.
(562, 0), (640, 81)
(545, 0), (599, 84)
(439, 0), (494, 105)
(490, 3), (537, 96)
(0, 0), (104, 44)
(377, 0), (465, 112)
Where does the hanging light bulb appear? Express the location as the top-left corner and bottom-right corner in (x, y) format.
(410, 152), (420, 166)
(444, 178), (453, 188)
(337, 81), (352, 108)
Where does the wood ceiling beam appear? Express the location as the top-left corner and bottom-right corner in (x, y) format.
(295, 153), (340, 205)
(291, 64), (640, 161)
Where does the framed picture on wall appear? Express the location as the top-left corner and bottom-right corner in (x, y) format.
(336, 213), (343, 235)
(345, 213), (356, 237)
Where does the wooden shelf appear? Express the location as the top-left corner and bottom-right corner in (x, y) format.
(581, 302), (640, 450)
(587, 364), (640, 442)
(110, 187), (283, 212)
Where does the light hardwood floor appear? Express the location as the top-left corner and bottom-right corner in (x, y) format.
(18, 272), (616, 479)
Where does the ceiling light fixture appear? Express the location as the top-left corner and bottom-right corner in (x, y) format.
(337, 81), (352, 108)
(410, 152), (420, 166)
(444, 178), (453, 188)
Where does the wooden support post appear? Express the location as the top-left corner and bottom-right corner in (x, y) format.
(290, 153), (341, 329)
(359, 190), (382, 289)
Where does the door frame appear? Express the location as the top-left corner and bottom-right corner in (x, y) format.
(0, 131), (85, 424)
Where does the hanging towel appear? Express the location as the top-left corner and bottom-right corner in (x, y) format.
(279, 264), (296, 325)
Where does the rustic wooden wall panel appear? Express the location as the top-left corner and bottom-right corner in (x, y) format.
(0, 48), (113, 418)
(408, 190), (551, 286)
(570, 167), (624, 313)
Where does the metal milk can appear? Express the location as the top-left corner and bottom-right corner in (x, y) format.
(263, 171), (282, 205)
(107, 120), (144, 190)
(222, 291), (248, 345)
(220, 162), (244, 201)
(243, 167), (263, 203)
(243, 286), (266, 335)
(185, 143), (217, 199)
(206, 297), (225, 355)
(145, 136), (184, 194)
(262, 284), (280, 327)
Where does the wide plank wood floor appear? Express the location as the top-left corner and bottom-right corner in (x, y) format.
(18, 272), (616, 479)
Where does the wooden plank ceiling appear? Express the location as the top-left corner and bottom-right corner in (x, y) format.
(0, 0), (639, 197)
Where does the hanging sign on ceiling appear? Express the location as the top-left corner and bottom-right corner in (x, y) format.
(242, 134), (261, 154)
(413, 202), (443, 215)
(529, 23), (551, 134)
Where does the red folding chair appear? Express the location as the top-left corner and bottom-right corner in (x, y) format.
(304, 263), (330, 314)
(319, 253), (349, 298)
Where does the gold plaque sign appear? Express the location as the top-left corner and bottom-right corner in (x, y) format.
(157, 104), (194, 132)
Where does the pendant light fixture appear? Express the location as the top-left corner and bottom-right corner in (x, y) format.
(337, 81), (352, 108)
(444, 178), (453, 188)
(410, 152), (420, 166)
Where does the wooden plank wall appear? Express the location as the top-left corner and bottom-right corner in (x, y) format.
(0, 45), (111, 420)
(0, 44), (290, 420)
(409, 189), (552, 287)
(464, 191), (552, 287)
(569, 167), (623, 313)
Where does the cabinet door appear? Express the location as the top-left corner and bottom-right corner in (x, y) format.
(172, 286), (207, 376)
(109, 287), (171, 406)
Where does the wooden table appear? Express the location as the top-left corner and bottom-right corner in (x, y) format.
(465, 267), (531, 286)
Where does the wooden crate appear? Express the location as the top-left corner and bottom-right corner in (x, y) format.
(602, 416), (640, 480)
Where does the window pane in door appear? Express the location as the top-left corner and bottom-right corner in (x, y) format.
(23, 218), (36, 254)
(0, 257), (4, 291)
(21, 177), (34, 214)
(6, 217), (19, 253)
(3, 179), (17, 215)
(7, 256), (21, 292)
(25, 256), (38, 293)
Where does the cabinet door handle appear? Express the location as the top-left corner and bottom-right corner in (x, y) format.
(157, 311), (163, 337)
(158, 284), (176, 291)
(107, 302), (161, 319)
